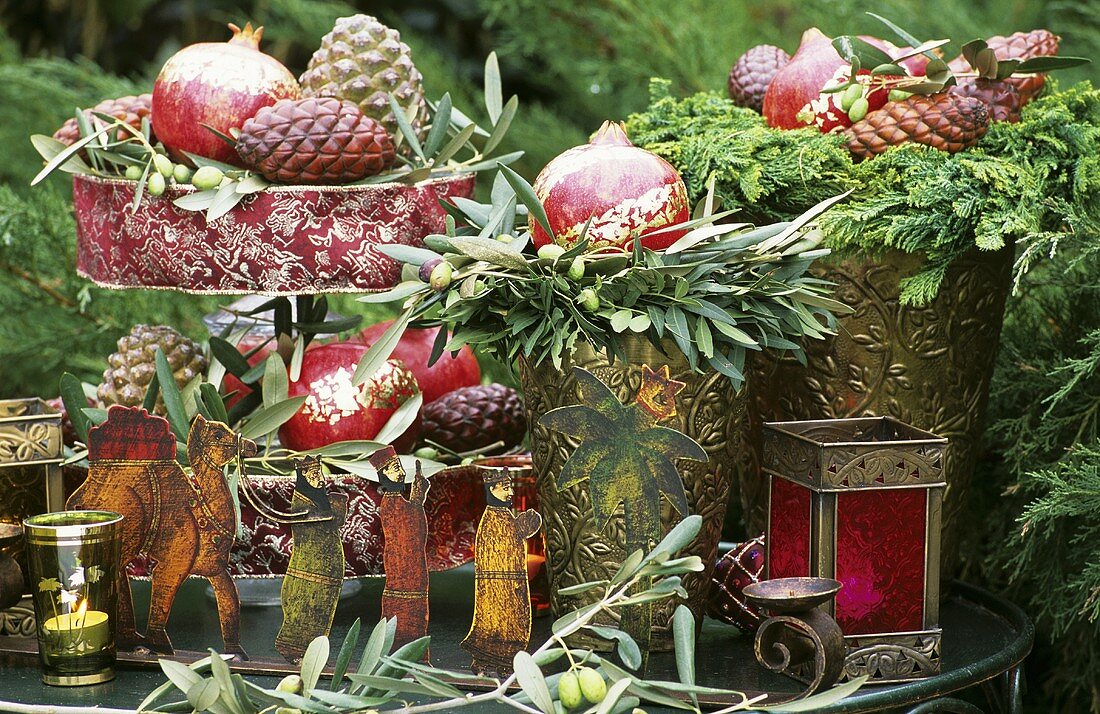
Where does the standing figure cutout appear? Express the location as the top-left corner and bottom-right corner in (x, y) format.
(461, 466), (543, 676)
(275, 456), (348, 663)
(370, 446), (430, 651)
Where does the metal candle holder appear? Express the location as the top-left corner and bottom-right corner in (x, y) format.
(742, 577), (846, 697)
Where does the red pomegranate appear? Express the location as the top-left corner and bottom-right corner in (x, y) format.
(763, 28), (900, 131)
(763, 28), (846, 130)
(221, 334), (274, 409)
(279, 343), (420, 452)
(530, 121), (690, 251)
(152, 23), (300, 166)
(356, 322), (480, 405)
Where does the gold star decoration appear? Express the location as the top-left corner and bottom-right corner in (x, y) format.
(636, 364), (688, 421)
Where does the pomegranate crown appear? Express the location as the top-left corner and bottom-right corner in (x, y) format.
(591, 120), (634, 147)
(227, 22), (264, 49)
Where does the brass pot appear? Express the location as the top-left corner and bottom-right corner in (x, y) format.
(739, 247), (1013, 576)
(519, 337), (747, 651)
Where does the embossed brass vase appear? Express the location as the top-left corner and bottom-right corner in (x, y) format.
(519, 337), (747, 651)
(741, 247), (1012, 577)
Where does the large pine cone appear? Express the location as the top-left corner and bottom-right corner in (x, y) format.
(948, 29), (1060, 105)
(97, 324), (207, 413)
(53, 94), (153, 145)
(419, 384), (526, 453)
(299, 14), (428, 147)
(950, 77), (1022, 123)
(728, 45), (790, 113)
(845, 93), (990, 160)
(236, 97), (395, 184)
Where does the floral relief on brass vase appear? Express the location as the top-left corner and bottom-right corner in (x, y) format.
(740, 247), (1013, 576)
(519, 337), (747, 651)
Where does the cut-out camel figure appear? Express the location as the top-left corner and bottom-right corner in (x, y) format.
(67, 406), (257, 658)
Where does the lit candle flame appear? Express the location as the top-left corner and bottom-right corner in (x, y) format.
(76, 599), (88, 617)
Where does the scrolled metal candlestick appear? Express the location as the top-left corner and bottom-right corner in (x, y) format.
(742, 577), (846, 697)
(0, 523), (24, 611)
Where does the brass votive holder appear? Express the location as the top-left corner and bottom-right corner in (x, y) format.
(743, 577), (846, 697)
(24, 511), (123, 686)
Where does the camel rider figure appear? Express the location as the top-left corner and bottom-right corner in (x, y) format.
(461, 466), (543, 677)
(370, 446), (431, 654)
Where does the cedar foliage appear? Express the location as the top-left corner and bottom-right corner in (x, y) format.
(977, 251), (1100, 710)
(625, 81), (1100, 305)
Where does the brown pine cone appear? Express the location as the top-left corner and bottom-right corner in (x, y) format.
(419, 384), (526, 453)
(728, 45), (791, 112)
(53, 94), (153, 145)
(236, 97), (396, 184)
(845, 93), (990, 160)
(948, 29), (1060, 105)
(949, 77), (1022, 123)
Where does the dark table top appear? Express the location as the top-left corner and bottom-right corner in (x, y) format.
(0, 568), (1033, 713)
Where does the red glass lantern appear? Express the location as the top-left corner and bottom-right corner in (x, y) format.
(763, 417), (946, 683)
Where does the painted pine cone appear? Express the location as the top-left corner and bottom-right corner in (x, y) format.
(845, 93), (990, 160)
(949, 78), (1022, 123)
(728, 45), (791, 112)
(419, 384), (526, 453)
(948, 29), (1060, 105)
(235, 97), (395, 184)
(707, 535), (766, 632)
(53, 93), (153, 145)
(97, 324), (207, 413)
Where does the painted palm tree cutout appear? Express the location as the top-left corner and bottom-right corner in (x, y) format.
(539, 364), (708, 657)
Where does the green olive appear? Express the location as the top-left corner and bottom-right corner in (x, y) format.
(429, 261), (454, 291)
(153, 153), (174, 178)
(578, 288), (599, 312)
(558, 671), (582, 709)
(840, 83), (863, 112)
(173, 164), (194, 183)
(124, 165), (143, 181)
(537, 244), (567, 261)
(146, 172), (166, 197)
(577, 667), (607, 704)
(191, 165), (224, 190)
(847, 97), (870, 123)
(275, 674), (303, 695)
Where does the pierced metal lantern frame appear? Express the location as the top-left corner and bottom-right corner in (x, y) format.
(0, 398), (65, 636)
(762, 416), (947, 684)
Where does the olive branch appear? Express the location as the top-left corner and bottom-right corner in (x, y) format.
(0, 515), (860, 714)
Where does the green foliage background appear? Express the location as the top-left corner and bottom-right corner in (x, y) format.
(1, 0), (1099, 709)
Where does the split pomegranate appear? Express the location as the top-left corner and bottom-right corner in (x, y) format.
(530, 121), (690, 251)
(152, 23), (300, 166)
(763, 28), (847, 130)
(763, 28), (899, 132)
(356, 322), (480, 406)
(279, 343), (421, 452)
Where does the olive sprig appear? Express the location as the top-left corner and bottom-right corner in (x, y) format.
(352, 168), (848, 391)
(118, 515), (865, 714)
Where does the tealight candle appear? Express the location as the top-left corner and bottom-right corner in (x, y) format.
(42, 602), (110, 654)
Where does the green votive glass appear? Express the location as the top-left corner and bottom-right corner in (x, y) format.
(23, 510), (123, 686)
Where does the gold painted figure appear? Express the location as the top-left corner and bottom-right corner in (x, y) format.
(461, 466), (542, 676)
